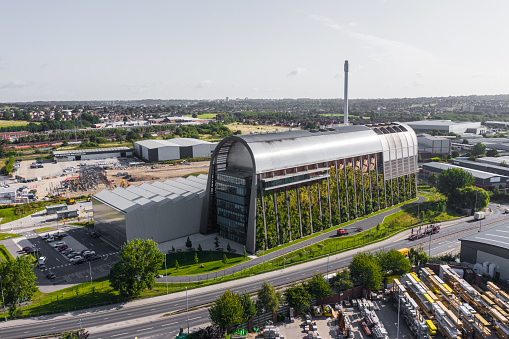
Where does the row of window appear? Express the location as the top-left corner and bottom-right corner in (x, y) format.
(217, 199), (248, 214)
(218, 207), (248, 223)
(262, 171), (329, 189)
(217, 173), (249, 186)
(216, 182), (248, 196)
(219, 226), (247, 245)
(216, 191), (249, 205)
(218, 216), (247, 231)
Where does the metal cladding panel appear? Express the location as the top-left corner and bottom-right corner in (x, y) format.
(152, 181), (187, 195)
(126, 185), (157, 199)
(139, 183), (174, 197)
(174, 177), (205, 190)
(94, 190), (137, 213)
(236, 128), (383, 174)
(164, 179), (201, 193)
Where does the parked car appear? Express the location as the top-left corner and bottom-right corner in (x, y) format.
(73, 258), (85, 265)
(39, 264), (47, 270)
(46, 236), (55, 242)
(62, 248), (73, 255)
(22, 246), (33, 252)
(46, 272), (56, 279)
(58, 245), (69, 252)
(70, 256), (84, 263)
(38, 256), (47, 265)
(82, 250), (96, 257)
(51, 241), (65, 248)
(91, 232), (100, 238)
(87, 255), (102, 262)
(67, 251), (79, 258)
(28, 247), (39, 254)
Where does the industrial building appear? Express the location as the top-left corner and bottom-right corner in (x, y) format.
(53, 147), (133, 162)
(201, 123), (418, 254)
(449, 157), (509, 177)
(133, 138), (216, 162)
(416, 134), (451, 158)
(46, 204), (68, 215)
(460, 225), (509, 282)
(92, 175), (207, 248)
(406, 120), (485, 135)
(421, 162), (509, 189)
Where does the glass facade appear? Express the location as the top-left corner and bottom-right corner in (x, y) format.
(215, 171), (251, 244)
(92, 198), (127, 247)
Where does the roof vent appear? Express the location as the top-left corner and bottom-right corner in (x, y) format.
(328, 128), (336, 131)
(309, 129), (318, 133)
(319, 129), (327, 132)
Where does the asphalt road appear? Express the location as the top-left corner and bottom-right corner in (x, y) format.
(1, 203), (507, 338)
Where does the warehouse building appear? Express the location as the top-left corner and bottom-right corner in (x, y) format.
(201, 123), (418, 254)
(449, 157), (509, 177)
(92, 175), (207, 247)
(416, 134), (451, 158)
(421, 162), (509, 189)
(406, 120), (485, 135)
(53, 147), (133, 162)
(133, 138), (216, 162)
(460, 226), (509, 281)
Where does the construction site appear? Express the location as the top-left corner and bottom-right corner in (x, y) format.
(392, 264), (509, 339)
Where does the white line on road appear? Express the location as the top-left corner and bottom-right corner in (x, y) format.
(189, 316), (201, 320)
(137, 327), (153, 332)
(110, 333), (129, 337)
(162, 321), (179, 327)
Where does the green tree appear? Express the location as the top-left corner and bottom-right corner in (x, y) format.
(198, 244), (203, 252)
(194, 253), (199, 265)
(185, 237), (192, 249)
(486, 148), (499, 157)
(175, 260), (179, 272)
(58, 329), (89, 339)
(375, 249), (412, 276)
(257, 281), (282, 313)
(428, 173), (438, 187)
(208, 290), (243, 331)
(306, 273), (331, 300)
(471, 142), (486, 157)
(437, 168), (474, 198)
(227, 243), (232, 252)
(125, 130), (140, 141)
(331, 269), (354, 291)
(0, 255), (37, 316)
(451, 150), (460, 158)
(109, 239), (164, 298)
(454, 185), (490, 211)
(284, 284), (311, 312)
(214, 236), (220, 248)
(239, 292), (257, 323)
(222, 254), (228, 266)
(349, 252), (383, 291)
(462, 139), (469, 144)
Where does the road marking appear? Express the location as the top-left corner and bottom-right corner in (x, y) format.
(189, 316), (201, 320)
(110, 333), (129, 337)
(137, 327), (153, 332)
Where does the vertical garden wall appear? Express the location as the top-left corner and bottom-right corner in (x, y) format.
(253, 155), (415, 251)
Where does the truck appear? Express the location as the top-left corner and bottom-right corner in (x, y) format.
(396, 248), (409, 257)
(337, 229), (349, 236)
(474, 211), (486, 220)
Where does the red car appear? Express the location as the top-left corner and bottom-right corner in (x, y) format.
(22, 246), (33, 252)
(58, 245), (69, 251)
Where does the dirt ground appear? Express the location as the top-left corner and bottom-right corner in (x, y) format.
(106, 161), (210, 185)
(226, 123), (292, 134)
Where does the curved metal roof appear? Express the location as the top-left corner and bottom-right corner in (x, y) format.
(217, 123), (417, 174)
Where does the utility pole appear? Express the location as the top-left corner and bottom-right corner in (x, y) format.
(282, 234), (285, 269)
(396, 294), (401, 339)
(327, 254), (330, 280)
(428, 231), (432, 257)
(88, 261), (93, 287)
(0, 275), (7, 322)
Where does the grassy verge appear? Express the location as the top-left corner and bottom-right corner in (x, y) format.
(0, 244), (14, 261)
(68, 221), (93, 229)
(0, 120), (34, 127)
(182, 171), (209, 178)
(161, 251), (247, 276)
(34, 227), (55, 233)
(0, 233), (21, 241)
(262, 198), (418, 256)
(185, 113), (217, 119)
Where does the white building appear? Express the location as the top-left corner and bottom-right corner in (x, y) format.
(133, 138), (216, 162)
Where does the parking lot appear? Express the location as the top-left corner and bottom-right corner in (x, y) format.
(16, 226), (120, 287)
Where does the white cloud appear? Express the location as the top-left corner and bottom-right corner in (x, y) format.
(309, 14), (342, 30)
(195, 80), (213, 88)
(288, 67), (307, 77)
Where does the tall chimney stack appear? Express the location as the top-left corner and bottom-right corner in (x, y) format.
(343, 60), (349, 125)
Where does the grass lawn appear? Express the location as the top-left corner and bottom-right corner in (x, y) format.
(0, 244), (14, 261)
(182, 171), (209, 178)
(0, 120), (36, 127)
(185, 113), (217, 119)
(0, 233), (21, 241)
(0, 206), (47, 225)
(68, 221), (94, 229)
(226, 123), (290, 135)
(161, 251), (247, 276)
(34, 227), (54, 233)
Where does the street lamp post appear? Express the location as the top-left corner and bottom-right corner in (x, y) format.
(186, 287), (189, 335)
(88, 261), (93, 287)
(165, 254), (168, 295)
(428, 231), (432, 257)
(0, 275), (7, 321)
(396, 294), (401, 339)
(327, 254), (330, 280)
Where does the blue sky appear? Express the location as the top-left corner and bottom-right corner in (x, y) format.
(1, 1), (508, 101)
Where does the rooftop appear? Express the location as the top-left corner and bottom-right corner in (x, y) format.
(460, 224), (509, 251)
(422, 162), (506, 180)
(53, 147), (132, 156)
(134, 138), (213, 149)
(407, 120), (480, 126)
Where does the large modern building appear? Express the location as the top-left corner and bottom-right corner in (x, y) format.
(421, 162), (509, 189)
(53, 147), (133, 162)
(416, 134), (451, 158)
(460, 226), (509, 281)
(93, 175), (207, 247)
(406, 120), (485, 135)
(200, 123), (418, 254)
(133, 138), (216, 162)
